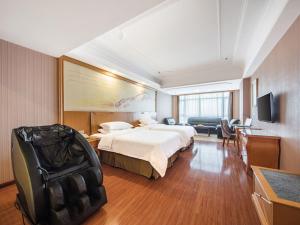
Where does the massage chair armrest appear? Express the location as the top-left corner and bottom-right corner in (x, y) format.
(11, 129), (47, 223)
(74, 133), (101, 168)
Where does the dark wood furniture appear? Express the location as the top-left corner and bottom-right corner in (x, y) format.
(194, 125), (216, 136)
(237, 128), (280, 173)
(252, 166), (300, 225)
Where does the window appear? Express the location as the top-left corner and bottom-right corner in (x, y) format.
(179, 92), (230, 123)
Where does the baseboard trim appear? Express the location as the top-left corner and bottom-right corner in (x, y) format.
(0, 180), (15, 188)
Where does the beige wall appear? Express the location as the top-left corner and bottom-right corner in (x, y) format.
(250, 16), (300, 172)
(172, 96), (179, 123)
(232, 90), (240, 119)
(156, 91), (172, 123)
(239, 78), (251, 123)
(0, 39), (58, 184)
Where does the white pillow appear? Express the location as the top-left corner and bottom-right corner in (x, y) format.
(139, 118), (158, 125)
(98, 128), (132, 135)
(100, 121), (133, 130)
(98, 129), (107, 134)
(98, 129), (115, 134)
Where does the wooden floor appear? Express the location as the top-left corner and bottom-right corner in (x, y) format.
(0, 141), (260, 225)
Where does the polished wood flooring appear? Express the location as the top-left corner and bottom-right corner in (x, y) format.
(0, 141), (260, 225)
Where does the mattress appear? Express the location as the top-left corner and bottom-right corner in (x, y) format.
(142, 124), (196, 146)
(97, 128), (183, 177)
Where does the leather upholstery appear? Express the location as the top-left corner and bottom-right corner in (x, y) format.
(11, 124), (107, 225)
(164, 117), (176, 125)
(187, 117), (221, 134)
(187, 117), (221, 126)
(216, 119), (240, 138)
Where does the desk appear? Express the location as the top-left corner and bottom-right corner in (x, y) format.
(236, 128), (280, 172)
(252, 166), (300, 225)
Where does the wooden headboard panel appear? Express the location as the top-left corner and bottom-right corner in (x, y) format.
(63, 111), (157, 134)
(64, 111), (91, 134)
(91, 112), (134, 134)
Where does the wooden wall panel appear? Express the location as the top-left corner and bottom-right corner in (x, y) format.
(91, 112), (134, 133)
(0, 39), (58, 184)
(250, 16), (300, 172)
(63, 111), (91, 134)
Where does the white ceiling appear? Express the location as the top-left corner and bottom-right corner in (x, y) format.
(1, 0), (299, 94)
(68, 0), (300, 92)
(0, 0), (165, 56)
(163, 79), (241, 95)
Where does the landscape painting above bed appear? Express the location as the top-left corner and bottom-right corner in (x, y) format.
(63, 60), (156, 112)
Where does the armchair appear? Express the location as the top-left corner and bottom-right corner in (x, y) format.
(11, 124), (107, 225)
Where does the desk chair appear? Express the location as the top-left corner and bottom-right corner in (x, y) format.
(220, 119), (237, 147)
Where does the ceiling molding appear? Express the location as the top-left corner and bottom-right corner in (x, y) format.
(116, 0), (179, 30)
(233, 0), (248, 60)
(243, 0), (300, 76)
(69, 41), (160, 83)
(0, 0), (166, 57)
(162, 79), (241, 95)
(67, 45), (161, 89)
(66, 0), (298, 89)
(160, 64), (242, 88)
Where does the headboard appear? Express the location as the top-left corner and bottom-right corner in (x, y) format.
(91, 112), (134, 134)
(63, 111), (91, 134)
(63, 111), (157, 135)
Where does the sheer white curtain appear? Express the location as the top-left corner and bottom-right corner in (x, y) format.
(179, 92), (230, 123)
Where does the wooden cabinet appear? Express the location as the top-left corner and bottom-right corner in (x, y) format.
(237, 128), (280, 172)
(87, 138), (100, 156)
(252, 166), (300, 225)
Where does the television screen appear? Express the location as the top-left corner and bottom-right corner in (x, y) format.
(257, 93), (274, 122)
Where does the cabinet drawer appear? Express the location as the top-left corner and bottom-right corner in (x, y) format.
(254, 175), (273, 225)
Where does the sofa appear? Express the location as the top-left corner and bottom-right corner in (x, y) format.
(164, 117), (177, 125)
(187, 117), (221, 134)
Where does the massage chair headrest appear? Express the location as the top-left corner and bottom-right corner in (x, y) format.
(17, 124), (74, 143)
(15, 124), (87, 171)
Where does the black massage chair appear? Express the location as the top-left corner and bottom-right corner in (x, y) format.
(11, 124), (107, 225)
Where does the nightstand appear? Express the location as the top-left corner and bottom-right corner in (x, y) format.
(87, 138), (100, 156)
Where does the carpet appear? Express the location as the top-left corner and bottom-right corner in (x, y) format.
(194, 134), (222, 143)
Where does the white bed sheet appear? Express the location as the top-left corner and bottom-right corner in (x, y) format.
(142, 124), (196, 146)
(97, 128), (183, 177)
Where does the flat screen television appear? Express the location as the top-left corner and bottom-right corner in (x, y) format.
(257, 92), (274, 122)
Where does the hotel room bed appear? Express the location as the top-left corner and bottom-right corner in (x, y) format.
(91, 128), (184, 179)
(100, 150), (179, 179)
(140, 124), (196, 147)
